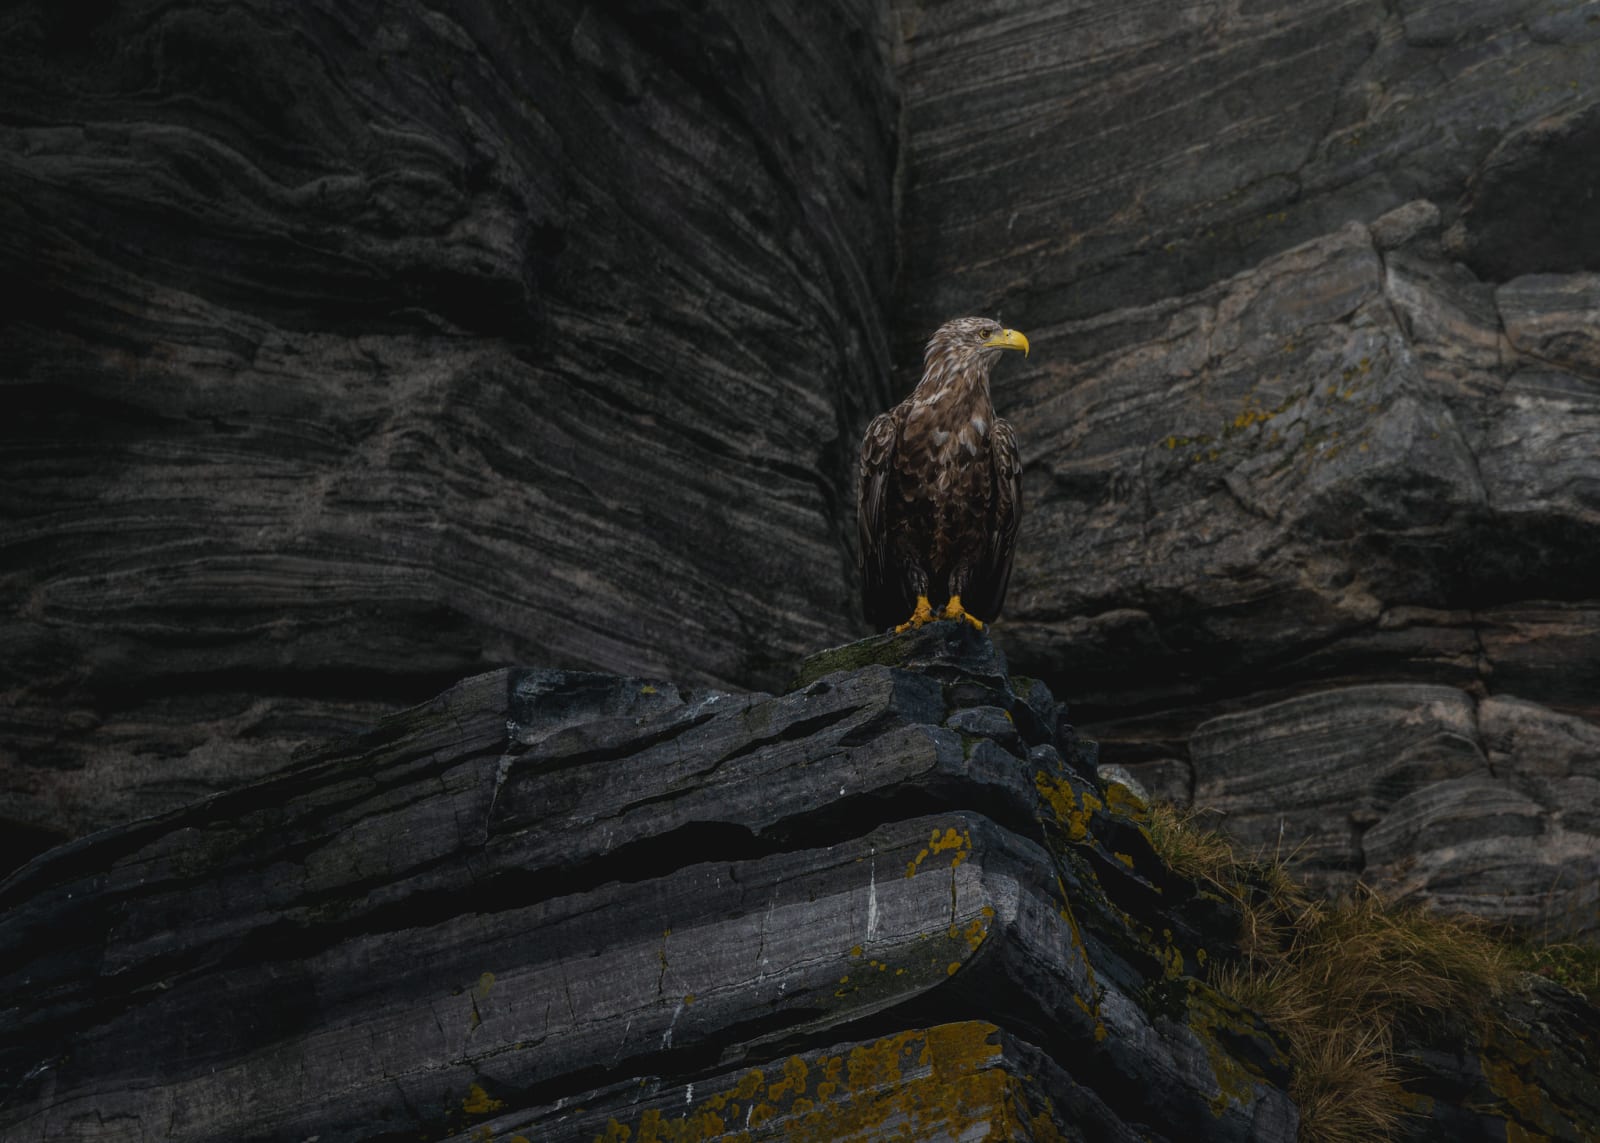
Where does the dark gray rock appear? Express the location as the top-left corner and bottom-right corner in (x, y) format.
(0, 0), (898, 864)
(1395, 976), (1600, 1143)
(1497, 273), (1600, 376)
(893, 0), (1600, 350)
(0, 631), (1303, 1143)
(1107, 759), (1193, 808)
(4, 0), (1600, 977)
(5, 633), (1596, 1141)
(998, 220), (1600, 726)
(888, 0), (1600, 916)
(1191, 684), (1600, 939)
(503, 1021), (1143, 1142)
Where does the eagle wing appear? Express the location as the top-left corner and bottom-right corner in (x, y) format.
(967, 416), (1022, 622)
(858, 407), (907, 628)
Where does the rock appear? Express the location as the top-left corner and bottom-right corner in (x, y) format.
(1369, 199), (1442, 251)
(1001, 219), (1600, 726)
(0, 0), (899, 865)
(5, 636), (1594, 1141)
(1458, 102), (1600, 282)
(1395, 977), (1600, 1143)
(1191, 685), (1600, 939)
(0, 633), (1306, 1143)
(1114, 758), (1194, 808)
(890, 0), (1600, 918)
(509, 1022), (1143, 1142)
(1095, 764), (1150, 804)
(893, 0), (1600, 354)
(1497, 273), (1600, 377)
(4, 0), (1600, 964)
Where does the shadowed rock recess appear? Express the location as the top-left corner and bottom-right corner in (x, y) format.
(3, 628), (1595, 1141)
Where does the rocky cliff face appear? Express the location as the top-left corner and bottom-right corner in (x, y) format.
(3, 3), (1598, 948)
(892, 1), (1600, 937)
(0, 0), (898, 862)
(4, 630), (1593, 1141)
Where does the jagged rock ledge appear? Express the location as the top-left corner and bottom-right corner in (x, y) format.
(0, 626), (1592, 1141)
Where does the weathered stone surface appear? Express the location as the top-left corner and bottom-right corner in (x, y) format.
(6, 634), (1594, 1141)
(893, 0), (1600, 349)
(5, 0), (1600, 972)
(508, 1018), (1139, 1139)
(998, 222), (1600, 725)
(506, 1022), (1139, 1142)
(0, 628), (1303, 1143)
(888, 0), (1600, 916)
(0, 0), (898, 864)
(1497, 273), (1600, 377)
(1111, 759), (1193, 809)
(1192, 685), (1600, 938)
(1395, 977), (1600, 1143)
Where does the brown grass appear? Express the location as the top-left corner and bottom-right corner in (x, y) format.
(1143, 805), (1515, 1143)
(1143, 803), (1240, 891)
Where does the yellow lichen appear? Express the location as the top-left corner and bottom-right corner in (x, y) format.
(1186, 987), (1268, 1117)
(767, 1055), (809, 1101)
(599, 1023), (1025, 1142)
(463, 1083), (505, 1116)
(1481, 1023), (1563, 1140)
(906, 824), (973, 878)
(1102, 781), (1147, 819)
(1034, 771), (1102, 842)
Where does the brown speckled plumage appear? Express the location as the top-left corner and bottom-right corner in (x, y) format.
(858, 316), (1025, 630)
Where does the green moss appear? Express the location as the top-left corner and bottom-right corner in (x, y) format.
(1184, 984), (1284, 1117)
(1506, 941), (1600, 1004)
(788, 631), (909, 690)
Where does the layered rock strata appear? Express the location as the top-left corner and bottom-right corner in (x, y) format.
(2, 627), (1295, 1141)
(0, 0), (898, 864)
(4, 628), (1593, 1141)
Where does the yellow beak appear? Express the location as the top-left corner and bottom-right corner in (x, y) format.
(983, 328), (1029, 357)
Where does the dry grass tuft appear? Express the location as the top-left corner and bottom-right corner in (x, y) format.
(1143, 807), (1517, 1143)
(1144, 803), (1240, 891)
(1288, 1024), (1407, 1143)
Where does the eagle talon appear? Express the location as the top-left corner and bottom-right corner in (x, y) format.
(894, 595), (936, 633)
(941, 595), (984, 631)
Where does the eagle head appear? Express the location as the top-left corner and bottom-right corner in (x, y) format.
(923, 316), (1031, 375)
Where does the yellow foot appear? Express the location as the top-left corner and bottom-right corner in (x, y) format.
(894, 595), (936, 633)
(941, 595), (984, 630)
